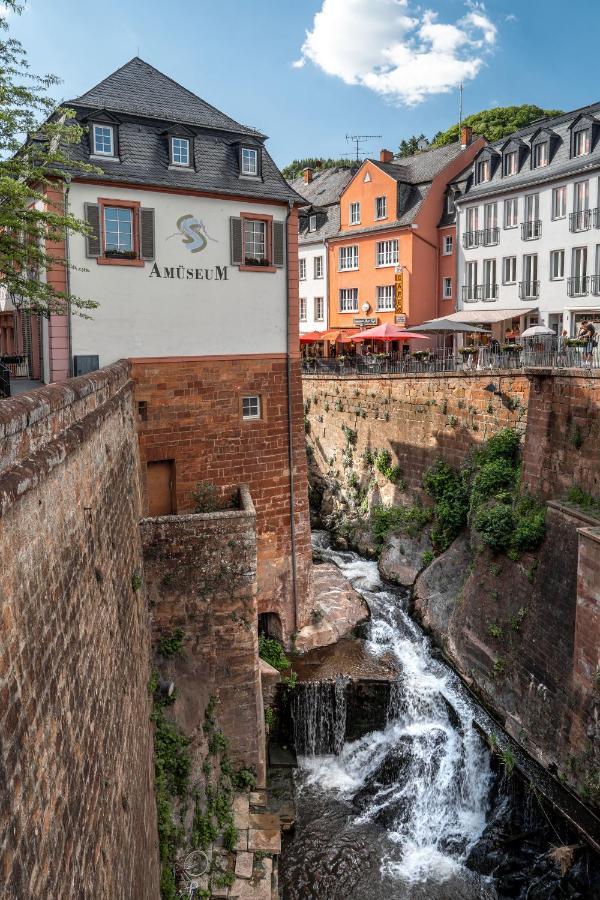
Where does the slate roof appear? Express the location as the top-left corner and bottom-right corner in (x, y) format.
(64, 58), (302, 204)
(458, 101), (600, 202)
(288, 167), (357, 245)
(370, 142), (466, 185)
(71, 57), (262, 137)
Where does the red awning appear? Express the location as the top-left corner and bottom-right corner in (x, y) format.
(319, 329), (359, 343)
(351, 323), (428, 341)
(300, 331), (325, 343)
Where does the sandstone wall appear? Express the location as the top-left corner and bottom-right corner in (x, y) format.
(140, 487), (266, 785)
(0, 363), (159, 899)
(132, 356), (313, 639)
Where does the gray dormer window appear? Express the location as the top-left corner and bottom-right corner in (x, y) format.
(309, 214), (317, 232)
(573, 129), (590, 157)
(92, 124), (114, 156)
(241, 147), (258, 176)
(171, 137), (190, 167)
(532, 142), (548, 168)
(476, 159), (490, 183)
(446, 194), (455, 215)
(503, 150), (517, 176)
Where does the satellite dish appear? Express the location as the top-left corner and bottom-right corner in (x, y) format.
(417, 138), (429, 150)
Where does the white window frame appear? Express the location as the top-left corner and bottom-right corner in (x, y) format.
(349, 202), (360, 225)
(242, 396), (261, 420)
(300, 297), (307, 321)
(442, 277), (452, 299)
(92, 124), (114, 157)
(550, 249), (565, 281)
(376, 239), (398, 267)
(504, 198), (518, 229)
(314, 256), (323, 279)
(243, 218), (266, 261)
(241, 147), (258, 176)
(446, 194), (455, 215)
(466, 206), (479, 232)
(314, 297), (324, 321)
(339, 288), (358, 313)
(552, 186), (566, 220)
(376, 285), (394, 311)
(104, 206), (134, 253)
(476, 158), (490, 183)
(339, 245), (359, 271)
(375, 196), (387, 220)
(574, 129), (591, 157)
(299, 258), (306, 280)
(503, 150), (517, 176)
(308, 214), (317, 233)
(171, 136), (190, 167)
(502, 256), (516, 285)
(574, 179), (590, 212)
(532, 142), (548, 168)
(465, 260), (478, 300)
(443, 235), (453, 256)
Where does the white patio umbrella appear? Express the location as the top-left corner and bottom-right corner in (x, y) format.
(521, 325), (555, 337)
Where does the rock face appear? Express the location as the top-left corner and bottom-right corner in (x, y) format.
(413, 533), (471, 638)
(378, 529), (432, 587)
(295, 562), (369, 653)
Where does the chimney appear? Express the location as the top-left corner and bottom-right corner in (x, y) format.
(460, 125), (473, 149)
(380, 149), (394, 163)
(302, 167), (313, 184)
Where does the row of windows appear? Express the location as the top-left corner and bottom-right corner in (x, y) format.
(337, 239), (399, 271)
(91, 123), (259, 176)
(465, 245), (600, 291)
(337, 286), (396, 313)
(474, 125), (594, 185)
(299, 256), (324, 280)
(300, 297), (325, 321)
(347, 196), (388, 226)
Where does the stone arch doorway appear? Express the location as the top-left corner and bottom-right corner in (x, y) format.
(258, 612), (283, 642)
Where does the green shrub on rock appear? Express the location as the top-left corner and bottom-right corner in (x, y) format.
(474, 504), (515, 552)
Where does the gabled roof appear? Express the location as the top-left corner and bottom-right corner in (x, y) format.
(367, 141), (468, 184)
(289, 166), (357, 208)
(70, 57), (263, 137)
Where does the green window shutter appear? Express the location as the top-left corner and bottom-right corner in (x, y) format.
(230, 217), (243, 265)
(139, 208), (155, 260)
(84, 203), (101, 258)
(272, 220), (285, 267)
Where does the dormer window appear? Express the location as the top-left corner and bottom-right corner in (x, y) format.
(446, 194), (455, 215)
(573, 129), (590, 157)
(503, 151), (517, 176)
(532, 142), (548, 168)
(476, 159), (490, 183)
(309, 214), (317, 232)
(92, 124), (114, 157)
(241, 147), (258, 176)
(171, 137), (190, 167)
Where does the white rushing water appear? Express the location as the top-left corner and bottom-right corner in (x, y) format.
(297, 532), (494, 885)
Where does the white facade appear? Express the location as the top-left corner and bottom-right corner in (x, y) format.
(298, 240), (327, 334)
(68, 183), (289, 365)
(457, 170), (600, 338)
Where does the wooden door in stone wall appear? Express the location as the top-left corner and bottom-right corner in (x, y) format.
(147, 460), (176, 516)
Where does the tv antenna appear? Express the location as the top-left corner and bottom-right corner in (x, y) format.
(459, 84), (464, 132)
(346, 133), (382, 161)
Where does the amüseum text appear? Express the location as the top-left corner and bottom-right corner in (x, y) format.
(149, 263), (228, 280)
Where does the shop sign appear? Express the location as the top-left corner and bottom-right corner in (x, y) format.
(149, 213), (228, 279)
(395, 314), (407, 326)
(395, 272), (404, 313)
(353, 317), (377, 326)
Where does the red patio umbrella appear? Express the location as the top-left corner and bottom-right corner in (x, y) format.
(300, 331), (324, 343)
(320, 329), (359, 343)
(351, 322), (428, 341)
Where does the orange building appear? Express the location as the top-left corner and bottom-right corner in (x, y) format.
(327, 131), (484, 336)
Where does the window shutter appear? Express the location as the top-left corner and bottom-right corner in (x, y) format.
(230, 217), (243, 265)
(272, 221), (285, 268)
(84, 203), (101, 257)
(139, 208), (155, 260)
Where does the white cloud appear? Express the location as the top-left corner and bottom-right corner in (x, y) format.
(294, 0), (498, 106)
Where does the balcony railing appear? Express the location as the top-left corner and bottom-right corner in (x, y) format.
(462, 230), (482, 249)
(590, 275), (600, 295)
(569, 209), (591, 232)
(521, 220), (542, 240)
(518, 280), (540, 299)
(567, 275), (589, 296)
(482, 227), (500, 246)
(593, 208), (600, 228)
(462, 284), (498, 303)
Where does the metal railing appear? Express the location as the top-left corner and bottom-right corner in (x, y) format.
(462, 230), (482, 249)
(0, 354), (29, 378)
(567, 275), (589, 297)
(569, 209), (591, 232)
(518, 280), (540, 299)
(482, 227), (500, 246)
(593, 208), (600, 228)
(590, 275), (600, 295)
(521, 220), (542, 240)
(0, 363), (10, 398)
(462, 284), (498, 302)
(302, 343), (600, 377)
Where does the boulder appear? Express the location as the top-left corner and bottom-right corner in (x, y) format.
(413, 533), (471, 638)
(378, 528), (432, 586)
(296, 562), (369, 653)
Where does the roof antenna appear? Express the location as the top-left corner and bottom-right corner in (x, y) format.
(346, 133), (382, 162)
(459, 84), (464, 134)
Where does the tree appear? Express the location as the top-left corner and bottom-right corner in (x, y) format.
(281, 157), (355, 181)
(397, 134), (428, 157)
(0, 1), (98, 317)
(431, 105), (564, 148)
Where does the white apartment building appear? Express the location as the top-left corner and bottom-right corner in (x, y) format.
(290, 166), (356, 335)
(456, 104), (600, 338)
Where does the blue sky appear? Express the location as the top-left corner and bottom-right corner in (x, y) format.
(9, 0), (600, 168)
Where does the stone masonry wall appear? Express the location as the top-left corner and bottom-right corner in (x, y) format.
(0, 362), (159, 899)
(140, 488), (266, 785)
(132, 356), (313, 639)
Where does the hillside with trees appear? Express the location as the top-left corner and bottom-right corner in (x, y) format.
(430, 104), (564, 146)
(281, 157), (355, 181)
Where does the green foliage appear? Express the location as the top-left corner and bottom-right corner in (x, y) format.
(421, 550), (435, 568)
(281, 156), (355, 181)
(157, 628), (185, 659)
(509, 607), (527, 632)
(477, 427), (521, 465)
(347, 470), (359, 490)
(283, 670), (298, 690)
(471, 458), (517, 503)
(342, 424), (358, 447)
(566, 485), (600, 515)
(153, 707), (191, 798)
(131, 570), (143, 592)
(370, 503), (432, 546)
(233, 767), (256, 791)
(488, 623), (503, 639)
(500, 747), (515, 775)
(474, 504), (515, 552)
(570, 424), (583, 449)
(398, 134), (428, 156)
(0, 2), (101, 317)
(511, 496), (546, 551)
(223, 823), (238, 852)
(258, 636), (290, 671)
(423, 460), (469, 552)
(374, 448), (404, 484)
(264, 706), (277, 730)
(192, 805), (218, 851)
(432, 105), (563, 147)
(493, 656), (506, 678)
(208, 730), (229, 756)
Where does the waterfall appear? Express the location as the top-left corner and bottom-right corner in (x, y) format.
(294, 531), (493, 885)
